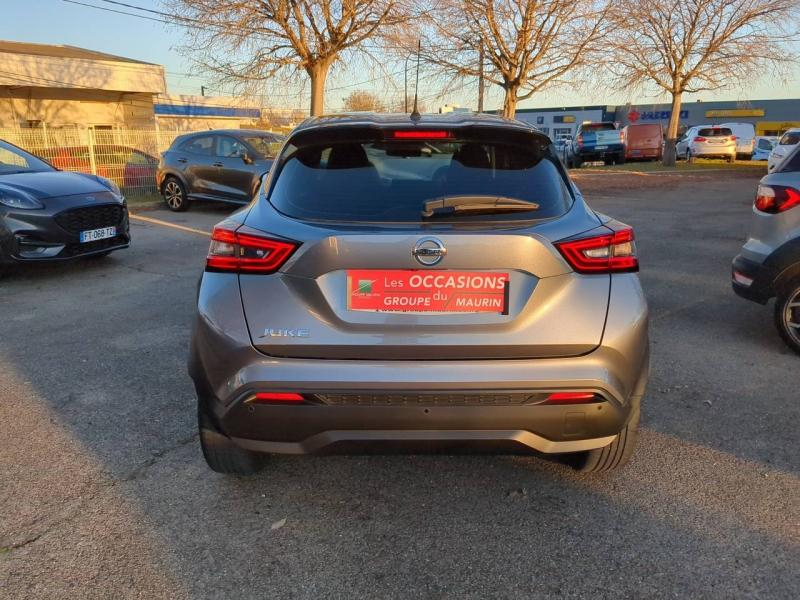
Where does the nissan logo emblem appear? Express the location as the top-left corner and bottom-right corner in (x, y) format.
(412, 237), (447, 266)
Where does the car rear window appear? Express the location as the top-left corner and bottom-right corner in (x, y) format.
(267, 136), (571, 223)
(757, 138), (774, 150)
(779, 132), (800, 146)
(580, 123), (615, 132)
(698, 128), (733, 137)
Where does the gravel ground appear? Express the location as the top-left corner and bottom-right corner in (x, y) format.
(1, 174), (798, 599)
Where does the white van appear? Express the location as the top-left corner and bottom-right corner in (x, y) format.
(719, 122), (756, 159)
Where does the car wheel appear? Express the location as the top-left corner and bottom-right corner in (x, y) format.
(198, 402), (263, 475)
(562, 404), (639, 473)
(728, 154), (735, 164)
(573, 156), (583, 169)
(774, 277), (800, 355)
(616, 154), (626, 165)
(163, 177), (189, 212)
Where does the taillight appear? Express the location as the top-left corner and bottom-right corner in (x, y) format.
(730, 135), (737, 141)
(694, 136), (707, 142)
(619, 131), (625, 143)
(206, 225), (298, 274)
(555, 228), (638, 274)
(755, 185), (800, 214)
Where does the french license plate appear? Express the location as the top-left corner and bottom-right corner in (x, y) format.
(595, 145), (608, 150)
(79, 226), (116, 243)
(347, 270), (509, 314)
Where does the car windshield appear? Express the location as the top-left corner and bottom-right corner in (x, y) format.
(242, 135), (283, 158)
(0, 140), (55, 174)
(268, 136), (571, 223)
(779, 131), (800, 146)
(698, 128), (732, 137)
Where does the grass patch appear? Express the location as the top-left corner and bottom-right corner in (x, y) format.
(575, 159), (767, 173)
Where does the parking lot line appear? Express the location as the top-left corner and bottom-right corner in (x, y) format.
(129, 213), (211, 237)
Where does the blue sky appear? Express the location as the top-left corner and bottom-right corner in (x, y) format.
(4, 0), (800, 112)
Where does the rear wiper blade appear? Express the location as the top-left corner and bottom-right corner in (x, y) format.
(421, 195), (540, 218)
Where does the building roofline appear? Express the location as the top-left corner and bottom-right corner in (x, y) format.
(0, 40), (157, 65)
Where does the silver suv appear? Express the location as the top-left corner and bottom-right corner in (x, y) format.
(733, 142), (800, 353)
(188, 113), (650, 475)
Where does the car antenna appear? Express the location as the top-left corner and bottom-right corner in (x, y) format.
(410, 40), (422, 122)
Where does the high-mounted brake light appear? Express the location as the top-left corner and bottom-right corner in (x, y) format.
(555, 228), (638, 274)
(544, 392), (599, 404)
(391, 130), (451, 139)
(206, 225), (298, 274)
(755, 185), (800, 214)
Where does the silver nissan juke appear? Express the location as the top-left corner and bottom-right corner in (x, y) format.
(188, 113), (650, 475)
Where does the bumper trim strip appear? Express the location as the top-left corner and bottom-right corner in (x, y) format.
(232, 430), (617, 455)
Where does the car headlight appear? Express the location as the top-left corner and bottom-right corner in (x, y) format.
(0, 187), (43, 209)
(95, 176), (122, 197)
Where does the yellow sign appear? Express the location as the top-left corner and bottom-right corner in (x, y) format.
(705, 109), (765, 118)
(563, 116), (576, 123)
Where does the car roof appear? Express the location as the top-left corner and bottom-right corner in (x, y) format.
(179, 129), (283, 138)
(292, 112), (542, 136)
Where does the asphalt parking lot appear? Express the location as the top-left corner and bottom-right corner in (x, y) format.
(1, 171), (798, 598)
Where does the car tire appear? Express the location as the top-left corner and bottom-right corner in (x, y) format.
(562, 404), (640, 473)
(573, 156), (583, 169)
(162, 177), (190, 212)
(617, 154), (626, 165)
(774, 277), (800, 355)
(198, 403), (263, 475)
(728, 154), (735, 164)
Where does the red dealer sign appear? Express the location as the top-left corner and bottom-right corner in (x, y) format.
(347, 270), (510, 314)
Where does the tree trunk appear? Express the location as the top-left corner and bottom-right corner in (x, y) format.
(308, 60), (332, 117)
(502, 85), (519, 119)
(662, 91), (683, 167)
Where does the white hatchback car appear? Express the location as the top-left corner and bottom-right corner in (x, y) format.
(720, 122), (756, 159)
(686, 126), (736, 163)
(768, 128), (800, 172)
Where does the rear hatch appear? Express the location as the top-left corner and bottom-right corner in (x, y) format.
(580, 123), (623, 151)
(238, 123), (610, 360)
(627, 125), (662, 151)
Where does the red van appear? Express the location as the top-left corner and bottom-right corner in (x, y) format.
(623, 123), (663, 161)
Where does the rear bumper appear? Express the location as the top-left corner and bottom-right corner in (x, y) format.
(732, 253), (774, 304)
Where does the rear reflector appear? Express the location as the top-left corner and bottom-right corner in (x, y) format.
(206, 225), (298, 274)
(251, 392), (305, 403)
(391, 130), (451, 139)
(555, 228), (639, 274)
(755, 184), (800, 214)
(544, 392), (598, 404)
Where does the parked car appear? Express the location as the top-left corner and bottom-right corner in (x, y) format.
(39, 145), (158, 190)
(732, 142), (800, 354)
(685, 126), (737, 163)
(675, 125), (711, 159)
(564, 122), (625, 167)
(0, 139), (129, 272)
(768, 128), (800, 173)
(157, 129), (283, 211)
(720, 122), (756, 159)
(554, 134), (572, 157)
(752, 136), (778, 161)
(189, 113), (650, 475)
(622, 123), (663, 162)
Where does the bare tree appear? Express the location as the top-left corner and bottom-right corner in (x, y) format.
(417, 0), (612, 118)
(168, 0), (413, 115)
(342, 89), (386, 111)
(610, 0), (800, 166)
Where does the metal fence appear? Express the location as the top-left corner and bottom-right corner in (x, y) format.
(0, 127), (206, 196)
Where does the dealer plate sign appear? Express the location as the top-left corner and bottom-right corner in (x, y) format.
(346, 270), (509, 314)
